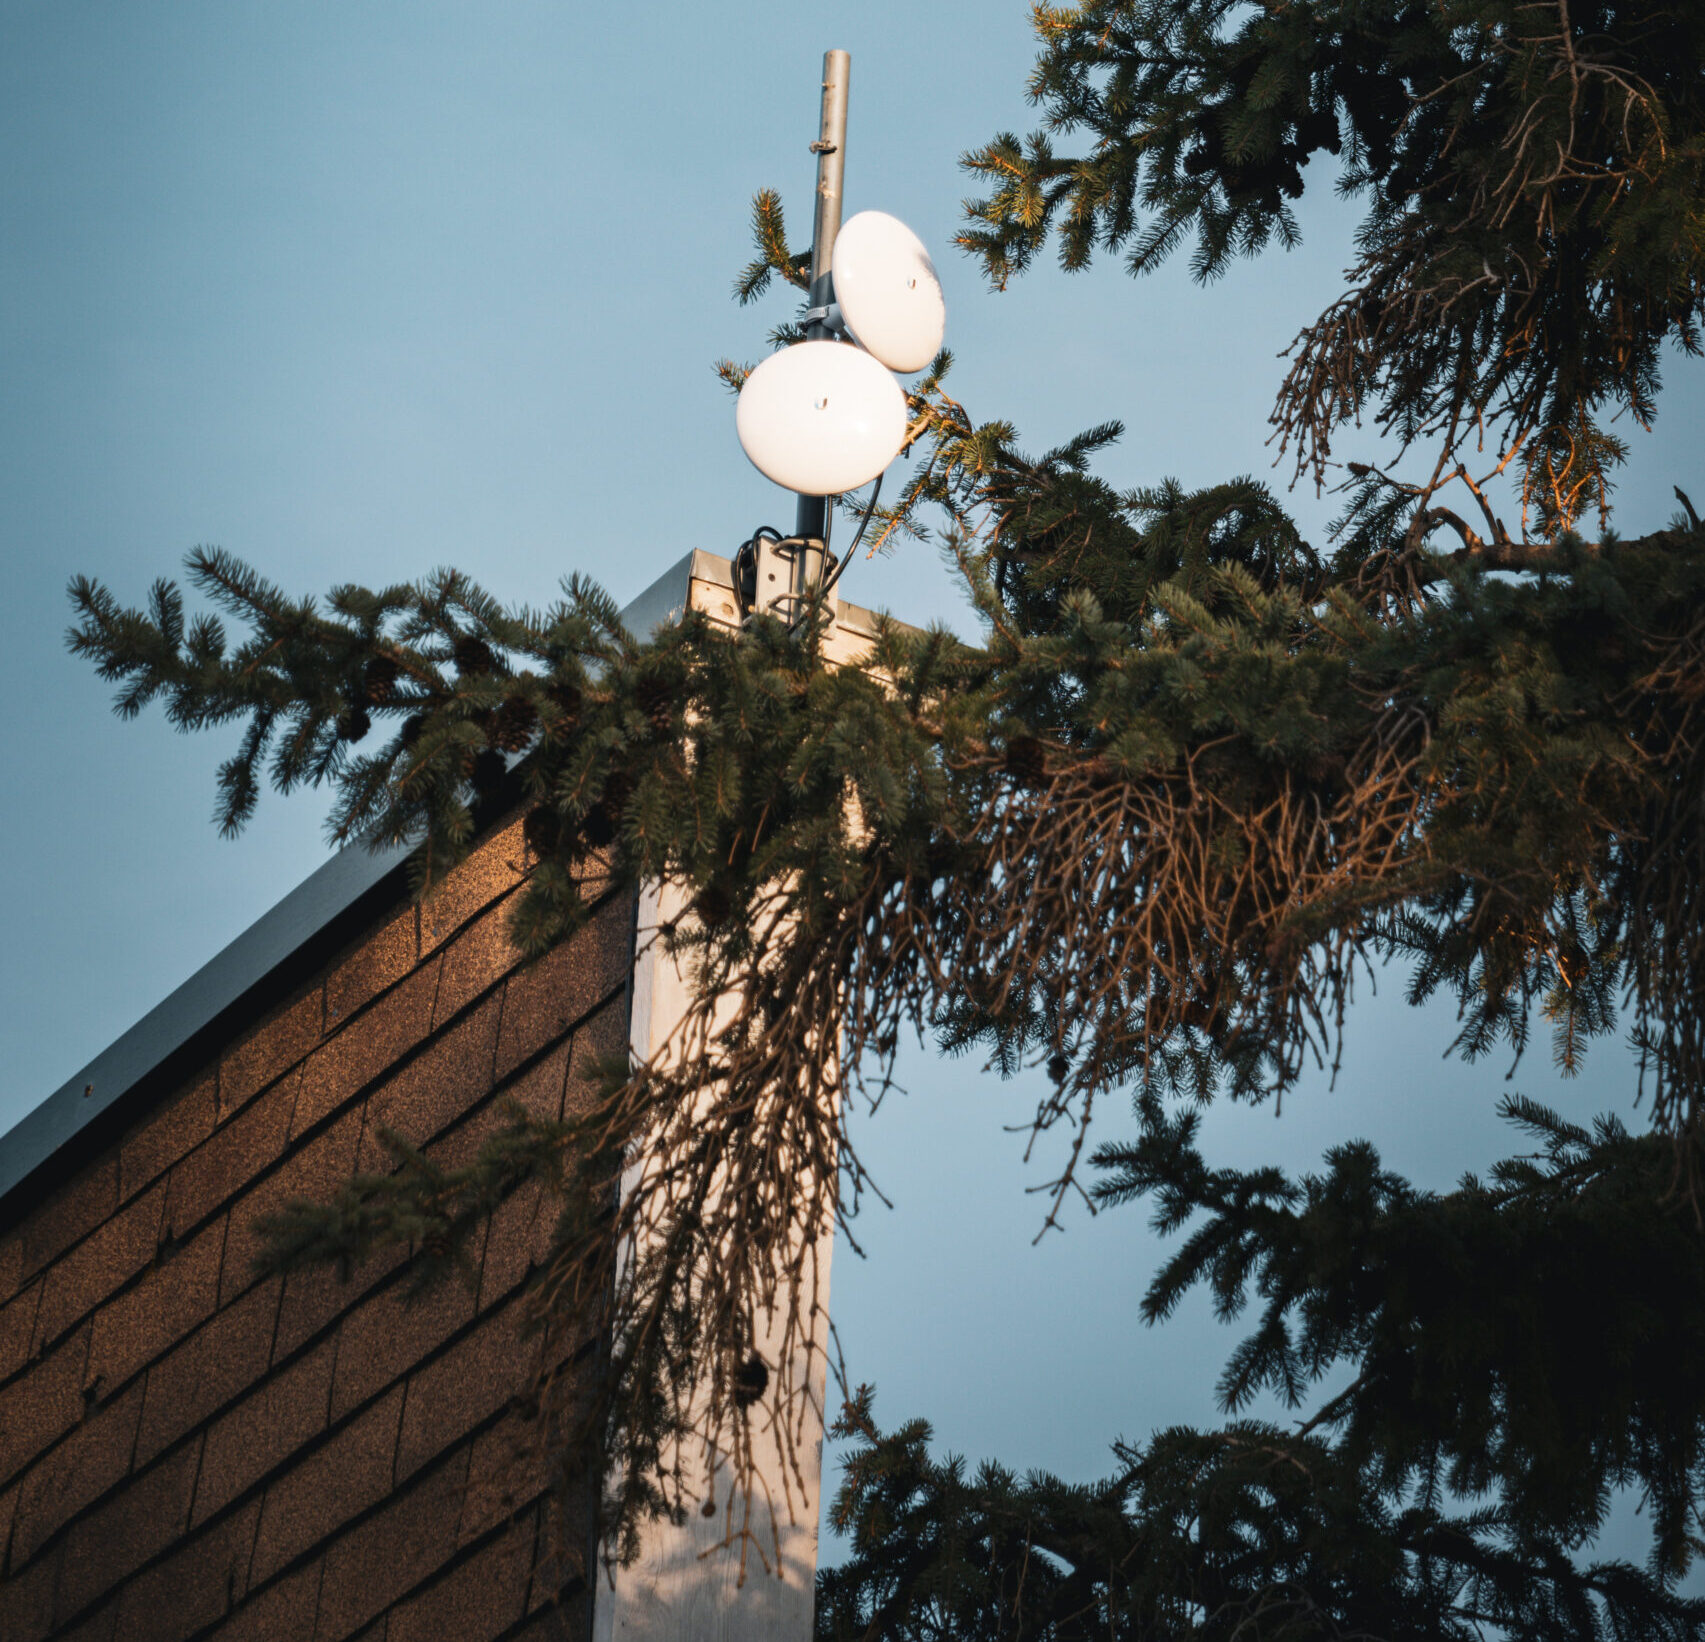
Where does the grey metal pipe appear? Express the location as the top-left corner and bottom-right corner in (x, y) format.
(793, 48), (851, 583)
(809, 50), (850, 296)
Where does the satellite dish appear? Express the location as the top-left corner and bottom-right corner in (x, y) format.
(833, 211), (946, 374)
(736, 340), (908, 496)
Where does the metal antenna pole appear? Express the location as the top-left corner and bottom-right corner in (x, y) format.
(791, 49), (850, 601)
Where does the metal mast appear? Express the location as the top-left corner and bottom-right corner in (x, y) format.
(789, 49), (850, 601)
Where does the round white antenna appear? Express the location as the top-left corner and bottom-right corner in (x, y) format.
(833, 211), (946, 374)
(736, 340), (907, 496)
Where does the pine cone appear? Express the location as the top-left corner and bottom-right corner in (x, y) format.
(363, 655), (401, 703)
(453, 634), (497, 676)
(635, 674), (676, 733)
(1046, 1052), (1071, 1085)
(580, 804), (617, 849)
(399, 713), (427, 749)
(581, 769), (632, 847)
(546, 680), (582, 727)
(337, 704), (371, 744)
(733, 1354), (769, 1409)
(469, 748), (507, 797)
(1004, 735), (1048, 788)
(523, 807), (563, 856)
(1297, 109), (1340, 155)
(1305, 752), (1347, 787)
(694, 879), (735, 927)
(1181, 992), (1219, 1029)
(490, 695), (539, 753)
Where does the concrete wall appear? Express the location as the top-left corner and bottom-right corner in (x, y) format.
(592, 562), (879, 1642)
(0, 816), (632, 1642)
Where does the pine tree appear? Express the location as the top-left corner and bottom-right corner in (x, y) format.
(64, 0), (1705, 1629)
(819, 1100), (1705, 1639)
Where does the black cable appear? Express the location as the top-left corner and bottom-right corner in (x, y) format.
(801, 473), (883, 624)
(737, 476), (882, 628)
(733, 525), (786, 617)
(843, 471), (883, 562)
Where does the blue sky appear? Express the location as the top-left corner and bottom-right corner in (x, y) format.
(4, 0), (1701, 1560)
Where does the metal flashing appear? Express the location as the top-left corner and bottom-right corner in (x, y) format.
(0, 839), (411, 1217)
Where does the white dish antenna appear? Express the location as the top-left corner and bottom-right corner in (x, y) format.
(736, 339), (908, 496)
(832, 210), (946, 374)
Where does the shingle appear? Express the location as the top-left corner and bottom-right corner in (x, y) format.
(192, 1334), (336, 1529)
(457, 1414), (549, 1548)
(85, 1216), (225, 1398)
(329, 1275), (476, 1425)
(325, 906), (419, 1028)
(134, 1277), (282, 1467)
(475, 1182), (554, 1315)
(9, 1379), (145, 1572)
(271, 1245), (404, 1365)
(166, 1083), (296, 1242)
(20, 1159), (119, 1285)
(49, 1592), (116, 1642)
(419, 819), (528, 957)
(493, 893), (632, 1082)
(247, 1384), (403, 1586)
(563, 996), (628, 1116)
(355, 997), (502, 1172)
(503, 1605), (587, 1642)
(108, 1496), (262, 1642)
(32, 1180), (168, 1354)
(120, 1068), (217, 1206)
(528, 1488), (595, 1618)
(385, 1513), (535, 1642)
(430, 892), (525, 1030)
(0, 1539), (59, 1642)
(0, 1278), (43, 1382)
(293, 959), (442, 1139)
(206, 1558), (323, 1642)
(0, 1230), (23, 1308)
(0, 1475), (18, 1562)
(54, 1438), (200, 1623)
(506, 1033), (578, 1123)
(220, 988), (323, 1119)
(0, 1323), (91, 1490)
(219, 1106), (364, 1309)
(467, 1019), (628, 1317)
(393, 1302), (525, 1483)
(0, 806), (633, 1640)
(311, 1446), (470, 1642)
(429, 1037), (572, 1175)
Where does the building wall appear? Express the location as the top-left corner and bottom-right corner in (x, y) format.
(0, 816), (633, 1642)
(591, 565), (879, 1642)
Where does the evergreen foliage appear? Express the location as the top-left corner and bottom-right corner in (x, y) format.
(958, 0), (1705, 532)
(63, 0), (1705, 1629)
(818, 1394), (1705, 1640)
(818, 1103), (1705, 1637)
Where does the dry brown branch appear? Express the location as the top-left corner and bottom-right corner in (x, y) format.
(1268, 3), (1672, 525)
